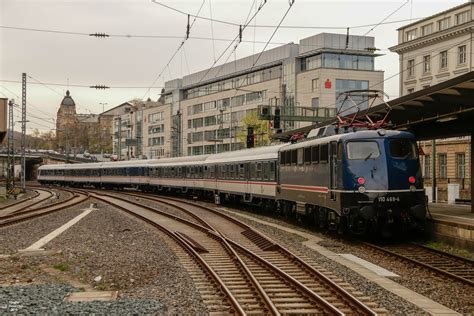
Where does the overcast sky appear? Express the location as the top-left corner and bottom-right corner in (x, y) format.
(0, 0), (464, 132)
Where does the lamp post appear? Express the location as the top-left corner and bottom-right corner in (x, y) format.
(98, 103), (108, 158)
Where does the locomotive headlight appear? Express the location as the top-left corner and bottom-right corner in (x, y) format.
(357, 177), (365, 185)
(358, 186), (366, 193)
(408, 176), (416, 184)
(410, 185), (416, 192)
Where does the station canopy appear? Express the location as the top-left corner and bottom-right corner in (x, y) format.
(274, 71), (474, 142)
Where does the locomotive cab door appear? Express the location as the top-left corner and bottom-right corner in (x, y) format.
(329, 141), (337, 201)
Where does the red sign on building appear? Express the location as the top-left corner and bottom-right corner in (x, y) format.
(324, 79), (332, 89)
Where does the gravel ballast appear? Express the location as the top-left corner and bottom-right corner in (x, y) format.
(213, 203), (473, 314)
(0, 199), (207, 314)
(0, 283), (166, 314)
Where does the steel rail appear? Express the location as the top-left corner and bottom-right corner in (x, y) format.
(363, 242), (474, 286)
(0, 190), (90, 227)
(0, 189), (41, 210)
(92, 193), (246, 315)
(130, 192), (378, 315)
(92, 190), (373, 315)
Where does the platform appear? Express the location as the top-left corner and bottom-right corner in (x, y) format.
(427, 203), (474, 251)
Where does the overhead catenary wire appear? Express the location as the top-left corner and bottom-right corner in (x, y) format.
(142, 0), (206, 100)
(149, 1), (422, 30)
(0, 17), (424, 38)
(195, 0), (269, 85)
(206, 0), (264, 82)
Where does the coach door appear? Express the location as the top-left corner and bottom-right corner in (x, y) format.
(329, 141), (337, 201)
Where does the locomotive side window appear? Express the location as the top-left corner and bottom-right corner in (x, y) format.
(390, 139), (417, 159)
(297, 148), (304, 165)
(280, 152), (286, 165)
(291, 150), (297, 165)
(337, 142), (343, 160)
(311, 146), (319, 164)
(320, 144), (328, 163)
(346, 141), (380, 160)
(304, 147), (311, 164)
(285, 151), (291, 166)
(239, 164), (245, 180)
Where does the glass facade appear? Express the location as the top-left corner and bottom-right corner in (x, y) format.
(301, 53), (374, 72)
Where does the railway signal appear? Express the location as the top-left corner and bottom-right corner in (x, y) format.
(246, 127), (255, 149)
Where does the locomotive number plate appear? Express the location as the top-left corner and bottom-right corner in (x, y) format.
(377, 196), (400, 203)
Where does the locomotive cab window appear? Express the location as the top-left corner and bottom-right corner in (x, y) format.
(346, 141), (380, 160)
(285, 151), (291, 166)
(280, 152), (286, 165)
(390, 139), (417, 159)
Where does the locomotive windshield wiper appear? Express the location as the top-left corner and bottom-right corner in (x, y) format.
(364, 152), (373, 161)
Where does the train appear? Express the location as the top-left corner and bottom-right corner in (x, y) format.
(38, 127), (427, 237)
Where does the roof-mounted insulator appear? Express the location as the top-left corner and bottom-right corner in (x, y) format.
(90, 85), (110, 90)
(89, 33), (110, 38)
(186, 14), (190, 40)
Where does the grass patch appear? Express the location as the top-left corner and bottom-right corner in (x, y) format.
(53, 263), (69, 272)
(425, 241), (473, 259)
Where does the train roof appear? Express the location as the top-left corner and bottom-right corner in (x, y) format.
(281, 129), (414, 151)
(148, 155), (209, 167)
(205, 144), (288, 164)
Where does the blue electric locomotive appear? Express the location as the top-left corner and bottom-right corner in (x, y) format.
(277, 129), (426, 236)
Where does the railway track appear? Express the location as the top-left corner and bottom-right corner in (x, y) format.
(0, 188), (55, 215)
(92, 189), (382, 315)
(0, 188), (90, 228)
(361, 242), (474, 286)
(0, 189), (41, 210)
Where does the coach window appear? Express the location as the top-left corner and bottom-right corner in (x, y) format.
(304, 147), (311, 164)
(256, 162), (263, 180)
(312, 146), (320, 164)
(297, 148), (304, 165)
(239, 164), (245, 180)
(320, 144), (328, 163)
(250, 163), (256, 180)
(263, 162), (270, 181)
(269, 161), (276, 181)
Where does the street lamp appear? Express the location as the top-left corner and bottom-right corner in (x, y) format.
(99, 102), (108, 114)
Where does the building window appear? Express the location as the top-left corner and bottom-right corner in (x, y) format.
(440, 50), (448, 69)
(423, 55), (431, 73)
(312, 78), (319, 92)
(456, 11), (470, 25)
(438, 17), (450, 31)
(407, 88), (415, 94)
(421, 23), (433, 36)
(406, 29), (417, 41)
(458, 45), (467, 64)
(311, 97), (319, 108)
(424, 155), (430, 178)
(407, 59), (415, 77)
(438, 153), (447, 179)
(422, 85), (430, 89)
(456, 153), (465, 179)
